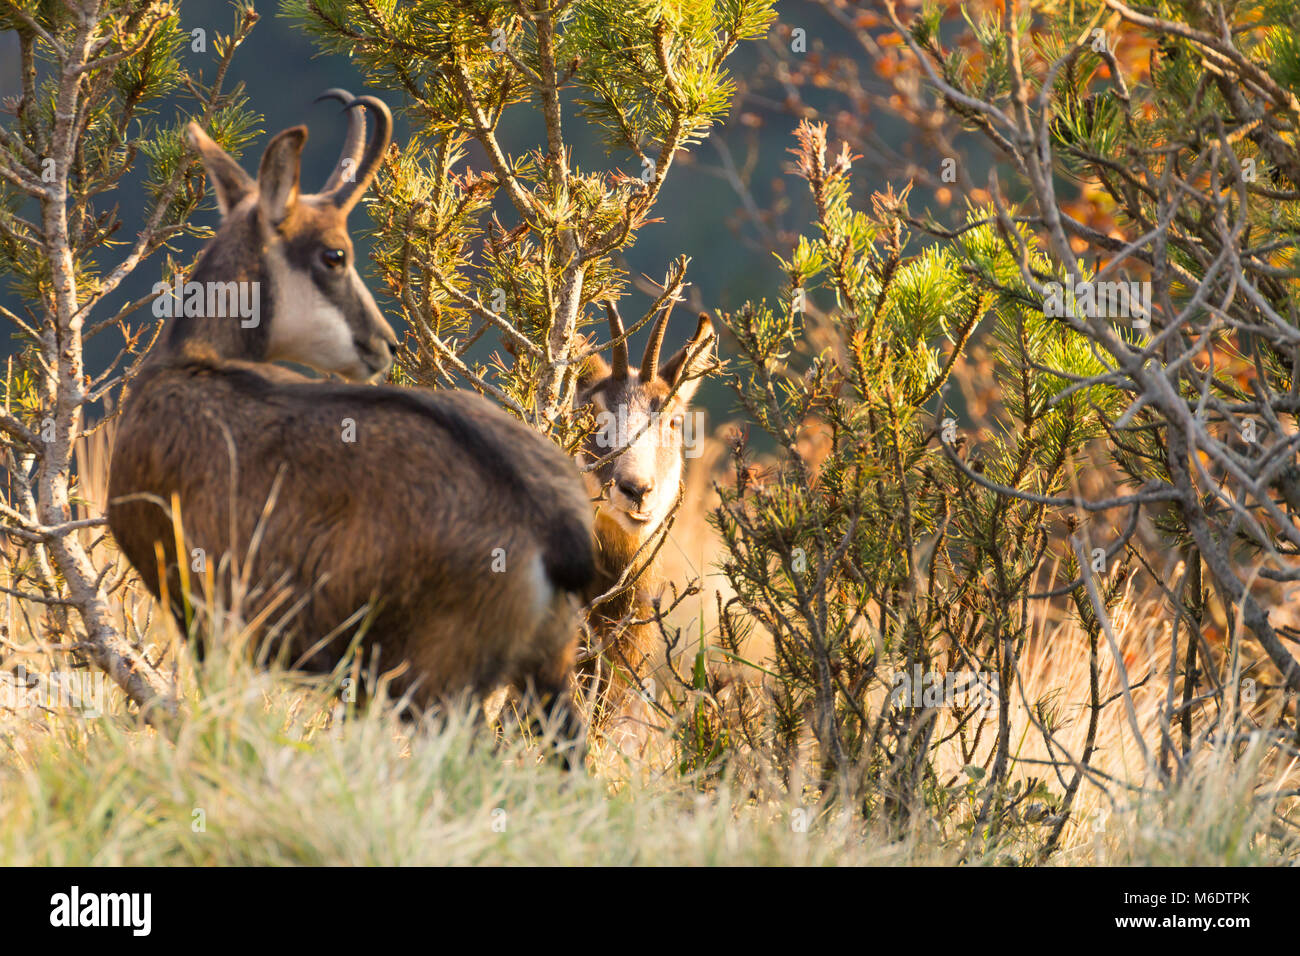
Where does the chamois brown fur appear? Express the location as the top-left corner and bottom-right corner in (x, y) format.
(107, 92), (593, 759)
(111, 347), (593, 701)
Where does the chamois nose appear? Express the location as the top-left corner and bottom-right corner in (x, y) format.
(617, 477), (653, 506)
(355, 334), (394, 377)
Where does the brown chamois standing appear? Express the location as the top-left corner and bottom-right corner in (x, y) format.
(574, 299), (716, 729)
(107, 92), (593, 765)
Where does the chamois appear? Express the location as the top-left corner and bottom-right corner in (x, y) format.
(575, 300), (716, 725)
(107, 92), (594, 763)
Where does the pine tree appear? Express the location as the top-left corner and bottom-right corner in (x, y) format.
(0, 1), (261, 715)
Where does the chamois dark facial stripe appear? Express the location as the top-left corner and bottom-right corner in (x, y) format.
(283, 231), (347, 296)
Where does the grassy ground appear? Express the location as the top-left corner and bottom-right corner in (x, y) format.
(0, 662), (923, 866)
(0, 629), (1294, 865)
(0, 434), (1296, 865)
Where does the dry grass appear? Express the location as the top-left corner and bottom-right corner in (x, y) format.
(0, 426), (1296, 865)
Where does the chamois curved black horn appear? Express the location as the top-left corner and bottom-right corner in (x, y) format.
(603, 300), (630, 380)
(329, 94), (392, 212)
(314, 88), (366, 195)
(640, 297), (675, 382)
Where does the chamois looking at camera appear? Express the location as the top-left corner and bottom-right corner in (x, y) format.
(575, 300), (716, 723)
(107, 92), (594, 764)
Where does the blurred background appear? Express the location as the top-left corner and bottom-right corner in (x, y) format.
(1, 0), (996, 423)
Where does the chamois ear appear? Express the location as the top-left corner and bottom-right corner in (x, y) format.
(187, 122), (255, 216)
(659, 313), (716, 404)
(257, 126), (308, 227)
(575, 349), (612, 395)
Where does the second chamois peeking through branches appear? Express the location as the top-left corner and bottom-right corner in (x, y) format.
(106, 92), (594, 766)
(575, 299), (717, 727)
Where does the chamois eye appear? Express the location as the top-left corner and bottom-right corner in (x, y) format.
(670, 413), (684, 430)
(321, 248), (347, 269)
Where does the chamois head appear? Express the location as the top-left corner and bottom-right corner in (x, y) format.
(181, 89), (397, 381)
(577, 300), (716, 537)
